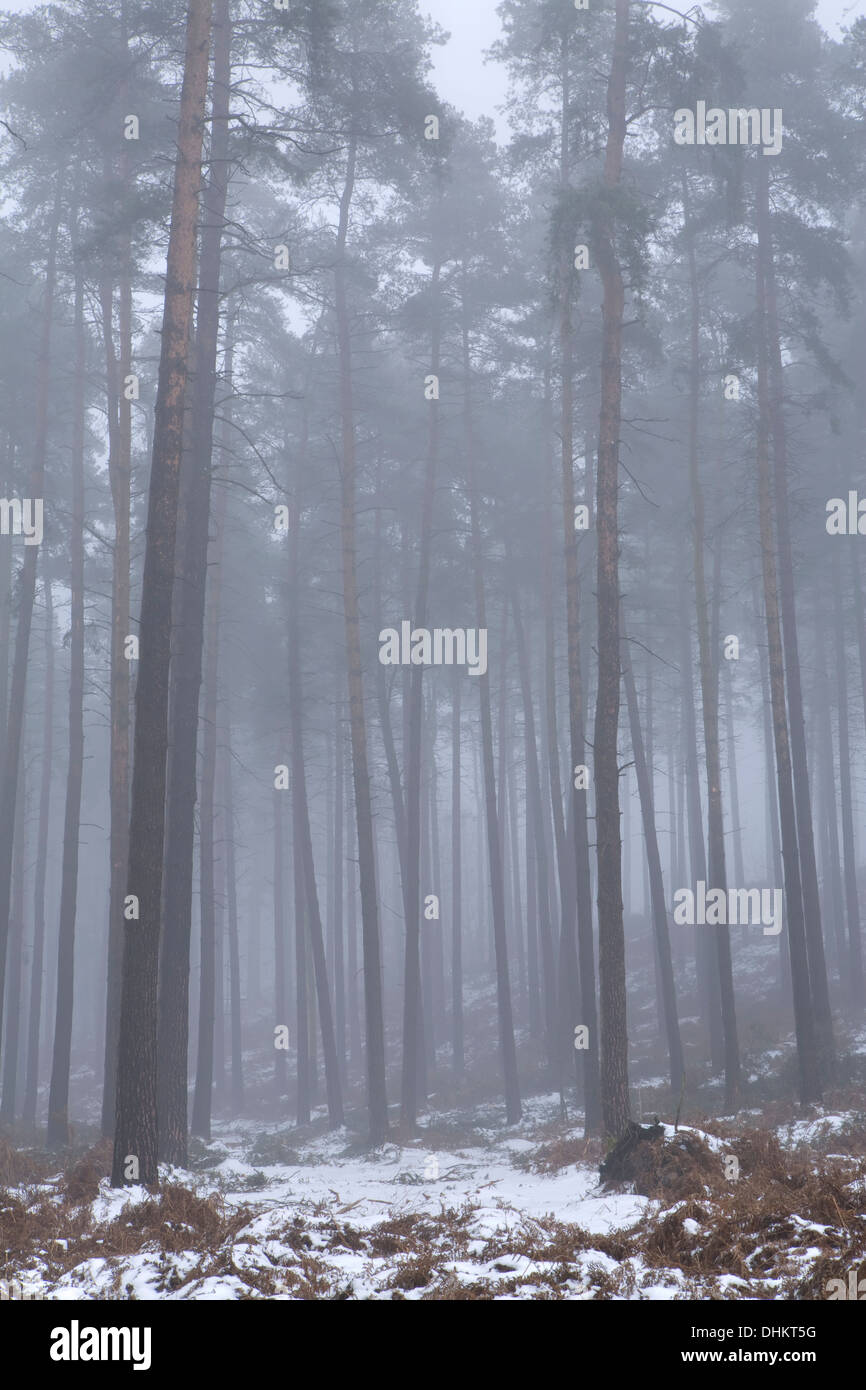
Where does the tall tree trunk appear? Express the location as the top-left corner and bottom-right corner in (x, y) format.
(100, 260), (132, 1139)
(334, 121), (388, 1144)
(621, 630), (684, 1096)
(399, 252), (442, 1132)
(112, 0), (213, 1186)
(831, 549), (863, 1007)
(333, 690), (346, 1081)
(222, 712), (244, 1112)
(754, 194), (821, 1106)
(100, 0), (133, 1141)
(287, 449), (343, 1128)
(0, 181), (61, 1060)
(273, 786), (288, 1096)
(724, 667), (745, 888)
(1, 752), (26, 1123)
(450, 669), (464, 1075)
(756, 161), (835, 1078)
(462, 282), (521, 1125)
(293, 774), (311, 1126)
(594, 0), (630, 1139)
(814, 618), (846, 984)
(157, 0), (231, 1164)
(512, 588), (556, 1065)
(683, 176), (739, 1104)
(46, 263), (87, 1148)
(190, 492), (222, 1140)
(23, 578), (54, 1129)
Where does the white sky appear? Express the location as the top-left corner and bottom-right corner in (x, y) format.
(420, 0), (866, 124)
(0, 0), (863, 126)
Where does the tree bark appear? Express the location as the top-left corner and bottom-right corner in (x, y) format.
(334, 121), (388, 1144)
(754, 193), (821, 1106)
(594, 0), (630, 1139)
(683, 175), (739, 1105)
(46, 261), (87, 1148)
(463, 279), (521, 1125)
(621, 629), (684, 1096)
(831, 548), (863, 1007)
(756, 161), (835, 1078)
(157, 0), (232, 1164)
(0, 181), (61, 1061)
(23, 577), (54, 1129)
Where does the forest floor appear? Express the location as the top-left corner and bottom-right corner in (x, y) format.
(3, 1061), (866, 1300)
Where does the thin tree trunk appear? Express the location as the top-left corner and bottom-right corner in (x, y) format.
(100, 1), (133, 1140)
(1, 752), (26, 1123)
(0, 181), (61, 1061)
(622, 630), (684, 1096)
(335, 119), (388, 1144)
(756, 162), (835, 1078)
(831, 548), (863, 1007)
(683, 175), (739, 1104)
(463, 279), (521, 1125)
(23, 578), (54, 1129)
(100, 261), (132, 1139)
(190, 537), (221, 1140)
(814, 618), (846, 984)
(754, 193), (821, 1105)
(512, 588), (555, 1064)
(293, 774), (310, 1126)
(46, 262), (87, 1148)
(450, 669), (464, 1075)
(594, 0), (630, 1139)
(273, 786), (288, 1096)
(287, 448), (343, 1128)
(222, 713), (243, 1112)
(724, 666), (745, 887)
(333, 691), (346, 1080)
(399, 252), (441, 1132)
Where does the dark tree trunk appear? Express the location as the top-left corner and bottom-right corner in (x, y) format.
(0, 182), (61, 1060)
(399, 253), (441, 1132)
(594, 0), (630, 1139)
(1, 756), (26, 1123)
(814, 618), (846, 985)
(112, 0), (213, 1186)
(46, 263), (87, 1149)
(462, 283), (521, 1125)
(450, 668), (464, 1075)
(335, 122), (388, 1144)
(100, 260), (132, 1140)
(511, 589), (556, 1063)
(222, 714), (244, 1113)
(621, 630), (684, 1097)
(190, 502), (222, 1141)
(157, 0), (232, 1164)
(831, 548), (863, 1007)
(273, 786), (288, 1097)
(754, 192), (821, 1106)
(333, 691), (346, 1080)
(723, 667), (745, 889)
(683, 176), (739, 1105)
(293, 775), (311, 1126)
(756, 162), (835, 1079)
(23, 577), (54, 1129)
(288, 453), (343, 1128)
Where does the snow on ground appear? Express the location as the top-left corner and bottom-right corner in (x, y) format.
(6, 1083), (864, 1301)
